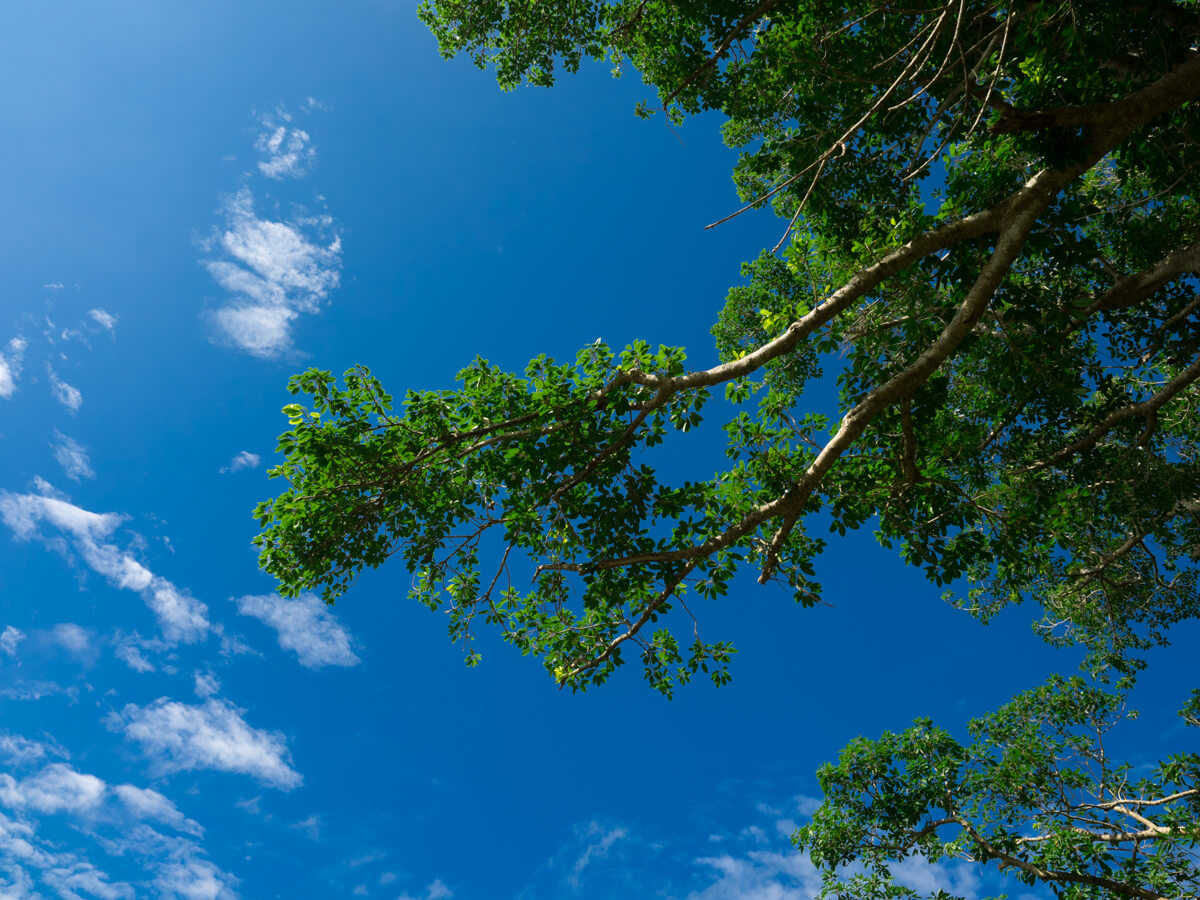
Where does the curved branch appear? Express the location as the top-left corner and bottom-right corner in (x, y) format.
(1078, 237), (1200, 320)
(962, 818), (1171, 900)
(1031, 351), (1200, 470)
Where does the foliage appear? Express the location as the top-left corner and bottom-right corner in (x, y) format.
(255, 2), (1200, 895)
(795, 677), (1200, 900)
(258, 0), (1200, 688)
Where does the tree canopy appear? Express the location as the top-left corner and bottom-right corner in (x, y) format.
(253, 1), (1199, 896)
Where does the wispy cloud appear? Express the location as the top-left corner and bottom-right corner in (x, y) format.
(204, 188), (342, 358)
(88, 309), (118, 333)
(46, 363), (82, 413)
(51, 432), (95, 481)
(152, 854), (237, 900)
(48, 623), (98, 665)
(0, 734), (64, 768)
(0, 681), (75, 702)
(193, 670), (220, 698)
(291, 813), (322, 841)
(219, 450), (261, 474)
(688, 850), (823, 900)
(0, 626), (25, 657)
(0, 752), (232, 900)
(0, 763), (106, 815)
(235, 592), (359, 669)
(793, 795), (822, 817)
(0, 337), (26, 399)
(113, 631), (167, 673)
(112, 785), (203, 838)
(107, 698), (301, 790)
(569, 822), (628, 889)
(396, 879), (453, 900)
(255, 110), (316, 180)
(0, 489), (211, 644)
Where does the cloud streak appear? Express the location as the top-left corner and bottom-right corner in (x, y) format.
(52, 432), (95, 481)
(0, 754), (231, 900)
(0, 488), (211, 644)
(235, 592), (359, 669)
(46, 364), (82, 412)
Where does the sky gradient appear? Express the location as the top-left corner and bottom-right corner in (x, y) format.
(0, 3), (1194, 899)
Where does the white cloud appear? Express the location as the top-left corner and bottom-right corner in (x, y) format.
(0, 627), (25, 657)
(686, 832), (983, 900)
(115, 644), (152, 673)
(48, 623), (96, 664)
(51, 432), (96, 482)
(255, 112), (316, 179)
(46, 364), (82, 413)
(88, 309), (117, 332)
(0, 338), (26, 400)
(0, 681), (73, 702)
(0, 359), (14, 400)
(0, 806), (228, 900)
(211, 304), (296, 357)
(291, 813), (322, 841)
(0, 860), (37, 897)
(219, 450), (261, 475)
(740, 825), (768, 844)
(235, 592), (359, 669)
(0, 753), (231, 900)
(43, 283), (64, 291)
(112, 785), (202, 838)
(889, 856), (982, 900)
(113, 632), (167, 673)
(0, 490), (211, 644)
(41, 862), (132, 900)
(396, 880), (453, 900)
(0, 764), (105, 815)
(107, 698), (301, 790)
(0, 735), (63, 768)
(193, 671), (220, 698)
(153, 856), (237, 900)
(793, 795), (822, 817)
(203, 188), (342, 358)
(688, 850), (823, 900)
(146, 581), (211, 645)
(569, 823), (628, 889)
(218, 632), (256, 658)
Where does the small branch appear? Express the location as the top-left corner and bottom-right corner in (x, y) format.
(960, 818), (1171, 900)
(661, 0), (783, 109)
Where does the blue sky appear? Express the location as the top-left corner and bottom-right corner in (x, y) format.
(0, 3), (1194, 899)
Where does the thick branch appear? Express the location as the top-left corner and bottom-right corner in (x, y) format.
(1032, 352), (1200, 469)
(1079, 237), (1200, 319)
(962, 819), (1171, 900)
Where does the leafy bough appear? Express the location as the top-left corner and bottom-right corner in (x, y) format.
(257, 5), (1200, 692)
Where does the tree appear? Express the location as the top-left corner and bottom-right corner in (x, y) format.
(253, 1), (1200, 895)
(795, 679), (1200, 900)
